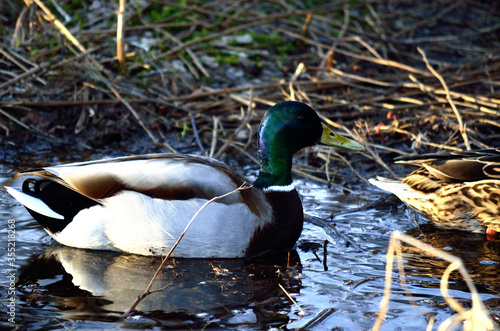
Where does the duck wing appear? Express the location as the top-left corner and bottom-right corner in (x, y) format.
(395, 148), (500, 182)
(19, 153), (250, 202)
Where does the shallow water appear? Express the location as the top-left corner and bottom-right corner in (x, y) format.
(0, 162), (499, 330)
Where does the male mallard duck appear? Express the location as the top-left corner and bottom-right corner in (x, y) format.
(369, 149), (500, 236)
(6, 101), (364, 258)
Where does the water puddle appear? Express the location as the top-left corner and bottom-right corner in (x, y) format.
(1, 163), (499, 329)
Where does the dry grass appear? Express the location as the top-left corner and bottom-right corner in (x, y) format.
(0, 1), (498, 182)
(374, 231), (496, 331)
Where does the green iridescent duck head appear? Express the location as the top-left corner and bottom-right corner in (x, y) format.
(254, 101), (364, 189)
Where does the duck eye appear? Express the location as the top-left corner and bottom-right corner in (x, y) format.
(297, 115), (306, 121)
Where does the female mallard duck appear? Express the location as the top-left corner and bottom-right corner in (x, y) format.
(369, 149), (500, 236)
(6, 101), (364, 258)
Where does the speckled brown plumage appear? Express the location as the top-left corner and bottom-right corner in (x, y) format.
(370, 148), (500, 234)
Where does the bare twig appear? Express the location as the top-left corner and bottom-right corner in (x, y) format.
(417, 47), (470, 150)
(108, 85), (158, 143)
(373, 231), (495, 331)
(213, 89), (254, 159)
(321, 3), (350, 68)
(0, 47), (46, 85)
(116, 0), (126, 73)
(0, 46), (100, 91)
(279, 283), (305, 316)
(126, 183), (250, 313)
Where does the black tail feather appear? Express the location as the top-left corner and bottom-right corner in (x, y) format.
(22, 179), (100, 234)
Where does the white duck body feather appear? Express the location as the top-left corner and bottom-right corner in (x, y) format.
(7, 154), (274, 258)
(369, 177), (428, 199)
(54, 192), (263, 257)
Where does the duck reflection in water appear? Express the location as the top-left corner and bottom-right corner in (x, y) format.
(17, 244), (303, 327)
